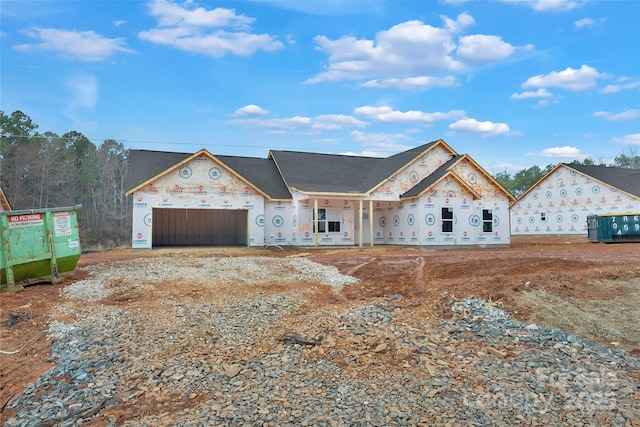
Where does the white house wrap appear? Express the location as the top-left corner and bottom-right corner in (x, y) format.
(510, 163), (640, 236)
(126, 140), (515, 249)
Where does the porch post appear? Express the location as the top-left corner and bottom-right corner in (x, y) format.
(314, 198), (319, 248)
(369, 199), (374, 247)
(358, 199), (363, 248)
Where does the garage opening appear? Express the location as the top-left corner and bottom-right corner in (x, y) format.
(152, 208), (248, 246)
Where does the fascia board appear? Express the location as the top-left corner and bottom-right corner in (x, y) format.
(125, 148), (270, 199)
(367, 139), (456, 194)
(458, 155), (517, 204)
(511, 163), (564, 207)
(401, 171), (481, 200)
(564, 164), (640, 202)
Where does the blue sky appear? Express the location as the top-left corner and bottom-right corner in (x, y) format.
(1, 0), (639, 173)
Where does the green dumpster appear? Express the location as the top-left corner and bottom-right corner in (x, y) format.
(587, 213), (640, 243)
(1, 205), (82, 292)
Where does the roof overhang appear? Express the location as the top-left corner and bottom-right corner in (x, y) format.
(401, 170), (482, 200)
(457, 155), (516, 204)
(367, 139), (457, 194)
(125, 148), (272, 199)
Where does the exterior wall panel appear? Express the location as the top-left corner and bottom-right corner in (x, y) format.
(130, 154), (265, 248)
(511, 165), (640, 235)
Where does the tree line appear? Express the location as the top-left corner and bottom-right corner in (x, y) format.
(1, 110), (129, 247)
(1, 109), (638, 247)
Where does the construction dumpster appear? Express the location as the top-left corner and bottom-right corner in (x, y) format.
(587, 213), (640, 243)
(1, 205), (82, 292)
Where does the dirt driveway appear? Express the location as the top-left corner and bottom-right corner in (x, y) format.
(1, 236), (639, 422)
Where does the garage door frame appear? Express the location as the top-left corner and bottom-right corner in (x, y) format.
(152, 207), (249, 247)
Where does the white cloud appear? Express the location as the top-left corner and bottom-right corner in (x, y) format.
(592, 109), (640, 122)
(226, 113), (366, 132)
(599, 79), (640, 94)
(232, 104), (268, 116)
(312, 115), (368, 131)
(147, 0), (253, 28)
(354, 106), (466, 125)
(350, 130), (411, 157)
(448, 118), (511, 137)
(611, 134), (640, 146)
(360, 75), (457, 90)
(13, 28), (133, 61)
(510, 88), (553, 100)
(306, 13), (474, 83)
(65, 74), (98, 109)
(500, 0), (582, 12)
(139, 0), (283, 57)
(456, 35), (515, 62)
(535, 146), (586, 158)
(226, 116), (311, 131)
(522, 65), (606, 91)
(114, 20), (127, 27)
(306, 12), (529, 84)
(574, 17), (606, 28)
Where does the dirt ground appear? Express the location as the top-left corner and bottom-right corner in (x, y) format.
(1, 236), (639, 421)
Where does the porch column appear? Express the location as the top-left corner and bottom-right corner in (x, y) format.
(358, 199), (363, 248)
(369, 199), (374, 247)
(314, 198), (319, 248)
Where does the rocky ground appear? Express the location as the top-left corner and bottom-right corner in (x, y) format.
(1, 237), (639, 426)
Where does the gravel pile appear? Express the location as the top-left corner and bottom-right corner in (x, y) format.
(4, 257), (639, 426)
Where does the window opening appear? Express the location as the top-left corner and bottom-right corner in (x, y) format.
(482, 209), (493, 232)
(441, 207), (453, 233)
(541, 212), (547, 222)
(313, 208), (341, 233)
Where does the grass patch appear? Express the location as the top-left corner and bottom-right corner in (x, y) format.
(515, 278), (640, 352)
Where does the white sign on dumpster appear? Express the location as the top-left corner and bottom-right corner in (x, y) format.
(53, 211), (72, 236)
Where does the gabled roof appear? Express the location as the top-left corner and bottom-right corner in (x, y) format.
(125, 149), (191, 193)
(565, 163), (640, 198)
(401, 155), (481, 199)
(401, 154), (516, 202)
(514, 163), (640, 206)
(125, 149), (291, 200)
(125, 140), (506, 202)
(269, 140), (449, 195)
(0, 186), (12, 211)
(216, 155), (291, 200)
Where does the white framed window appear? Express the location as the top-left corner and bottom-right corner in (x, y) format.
(313, 208), (341, 233)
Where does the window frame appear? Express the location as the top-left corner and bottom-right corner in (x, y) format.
(441, 207), (454, 233)
(482, 209), (493, 233)
(313, 208), (341, 233)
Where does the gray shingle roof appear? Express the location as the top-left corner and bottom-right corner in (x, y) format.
(126, 150), (291, 200)
(564, 164), (640, 198)
(401, 155), (462, 198)
(126, 141), (460, 199)
(216, 155), (291, 200)
(125, 150), (191, 192)
(270, 141), (440, 193)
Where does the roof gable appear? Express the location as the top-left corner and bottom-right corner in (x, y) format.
(125, 149), (291, 200)
(514, 163), (640, 206)
(269, 140), (452, 195)
(564, 164), (640, 199)
(401, 155), (481, 199)
(125, 150), (191, 194)
(401, 154), (515, 202)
